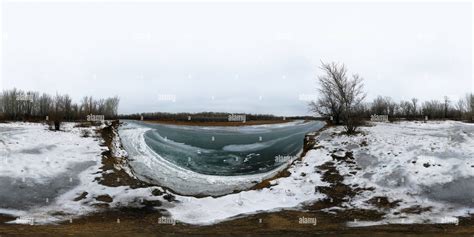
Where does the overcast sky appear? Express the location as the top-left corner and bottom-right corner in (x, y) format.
(1, 1), (472, 116)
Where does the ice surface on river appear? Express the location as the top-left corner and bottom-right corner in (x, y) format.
(140, 120), (324, 175)
(118, 120), (325, 196)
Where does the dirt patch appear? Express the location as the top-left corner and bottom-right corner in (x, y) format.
(307, 140), (384, 224)
(400, 205), (432, 215)
(313, 161), (356, 208)
(367, 197), (401, 209)
(250, 169), (291, 190)
(96, 120), (150, 189)
(73, 192), (88, 201)
(96, 195), (113, 203)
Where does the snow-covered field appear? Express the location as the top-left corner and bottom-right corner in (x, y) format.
(0, 122), (159, 224)
(0, 122), (103, 222)
(317, 121), (474, 226)
(0, 122), (103, 181)
(1, 120), (473, 227)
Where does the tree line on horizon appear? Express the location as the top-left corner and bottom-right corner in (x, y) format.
(0, 89), (313, 124)
(311, 61), (474, 134)
(358, 94), (474, 121)
(118, 112), (312, 122)
(0, 88), (120, 129)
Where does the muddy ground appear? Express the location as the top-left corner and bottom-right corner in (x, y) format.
(1, 207), (473, 237)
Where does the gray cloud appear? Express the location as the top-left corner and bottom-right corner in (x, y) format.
(1, 2), (472, 116)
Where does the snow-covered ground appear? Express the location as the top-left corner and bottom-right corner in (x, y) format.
(0, 122), (103, 181)
(316, 121), (474, 226)
(0, 122), (159, 224)
(0, 122), (103, 221)
(1, 120), (473, 227)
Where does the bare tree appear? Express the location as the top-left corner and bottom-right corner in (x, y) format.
(309, 90), (343, 124)
(39, 93), (52, 117)
(371, 96), (388, 115)
(341, 73), (366, 133)
(411, 98), (419, 118)
(399, 100), (413, 118)
(422, 100), (444, 119)
(312, 62), (366, 133)
(64, 94), (72, 121)
(309, 64), (344, 124)
(386, 98), (398, 118)
(443, 96), (450, 119)
(97, 98), (106, 115)
(455, 98), (465, 119)
(466, 93), (474, 120)
(104, 96), (120, 118)
(50, 93), (66, 130)
(2, 88), (18, 119)
(0, 89), (120, 122)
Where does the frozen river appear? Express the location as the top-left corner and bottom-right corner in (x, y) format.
(119, 120), (325, 195)
(140, 120), (324, 175)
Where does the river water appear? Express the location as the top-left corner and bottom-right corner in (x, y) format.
(118, 120), (325, 195)
(137, 120), (324, 176)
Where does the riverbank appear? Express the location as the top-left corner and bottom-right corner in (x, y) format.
(1, 205), (473, 237)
